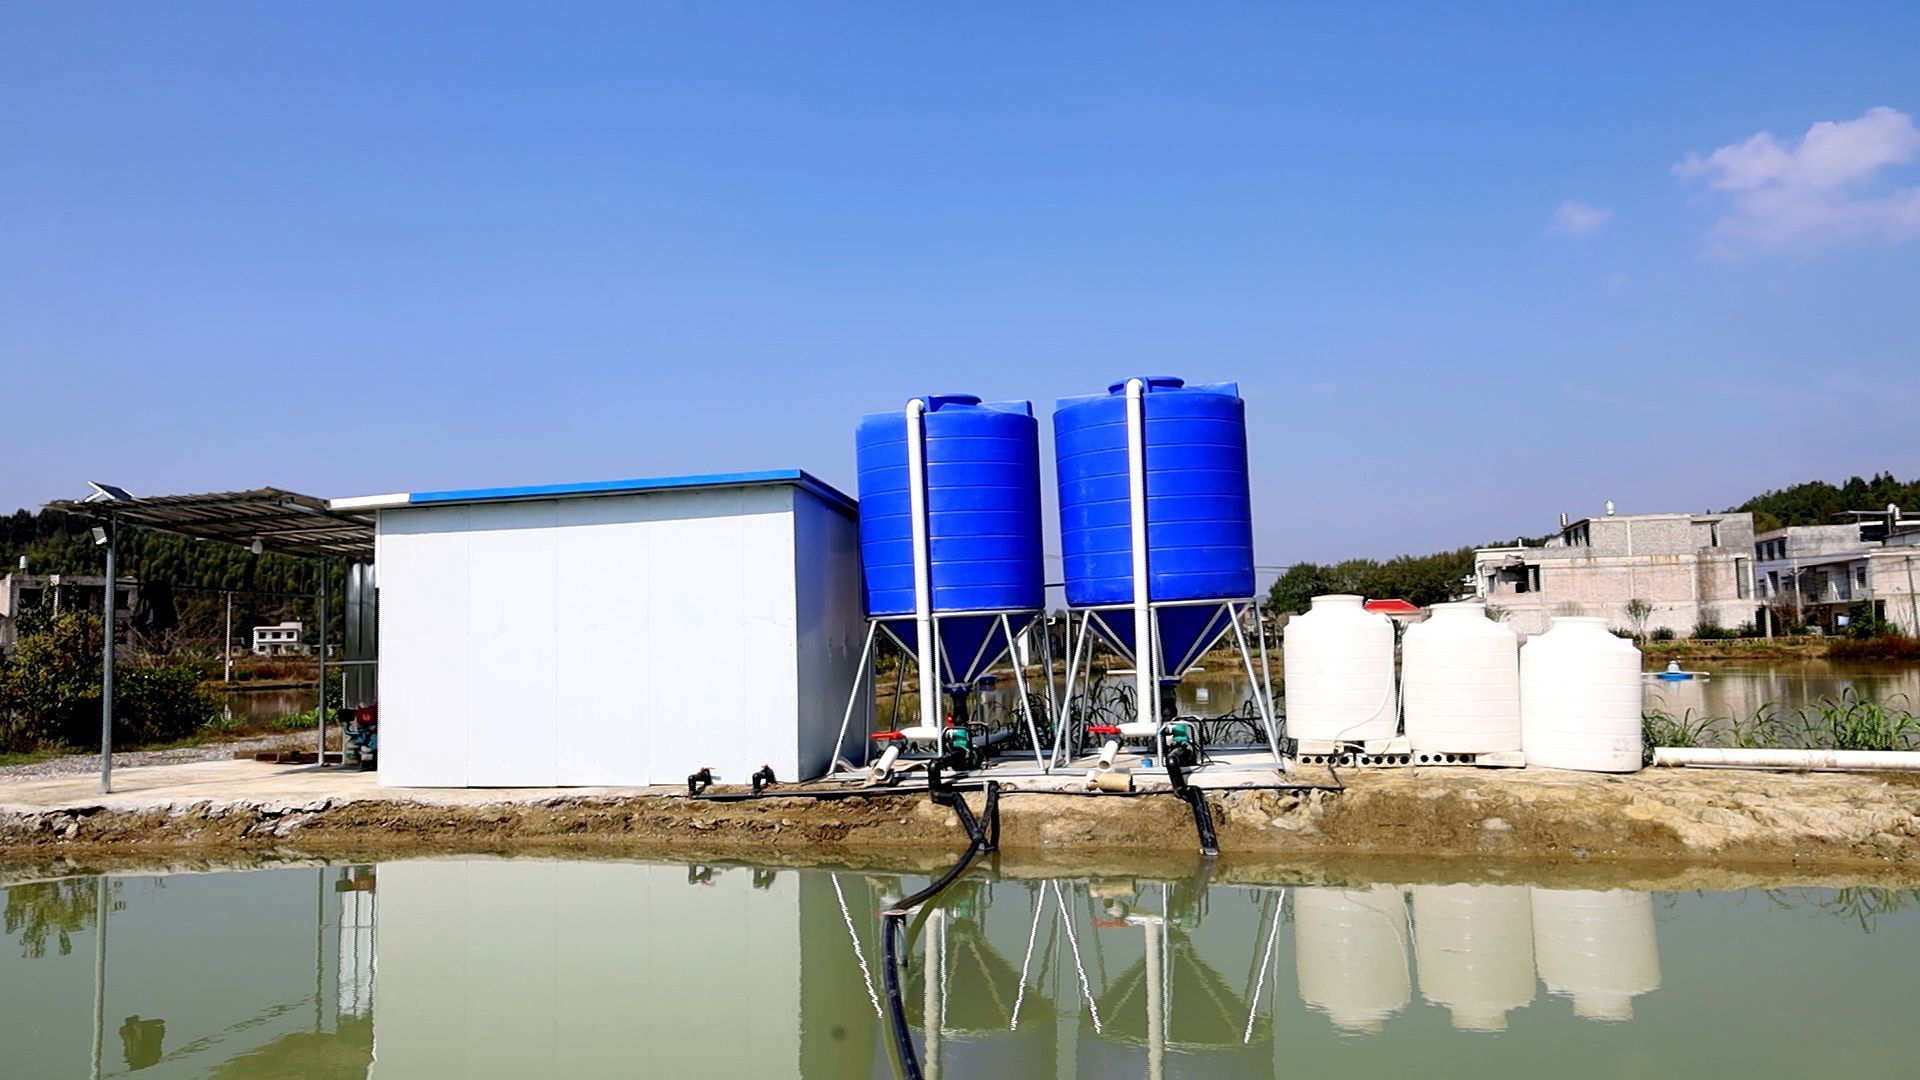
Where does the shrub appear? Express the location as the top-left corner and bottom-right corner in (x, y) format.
(1693, 616), (1737, 640)
(0, 614), (220, 753)
(1650, 627), (1677, 642)
(115, 665), (220, 745)
(1827, 636), (1920, 662)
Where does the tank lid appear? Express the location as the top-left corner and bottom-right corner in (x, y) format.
(1430, 601), (1487, 616)
(1550, 616), (1609, 629)
(1309, 593), (1366, 608)
(1105, 376), (1185, 394)
(917, 394), (983, 411)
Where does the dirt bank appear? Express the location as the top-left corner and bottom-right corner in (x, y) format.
(3, 764), (1918, 884)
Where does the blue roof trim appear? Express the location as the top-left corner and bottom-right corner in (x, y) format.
(406, 469), (857, 516)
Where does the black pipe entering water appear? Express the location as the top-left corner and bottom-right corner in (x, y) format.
(879, 775), (1001, 1080)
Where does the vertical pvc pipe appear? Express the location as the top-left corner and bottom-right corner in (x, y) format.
(1143, 917), (1165, 1080)
(1125, 378), (1153, 731)
(906, 398), (940, 735)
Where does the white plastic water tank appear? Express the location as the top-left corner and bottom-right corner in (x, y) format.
(1519, 617), (1643, 771)
(1411, 884), (1535, 1031)
(1284, 595), (1398, 743)
(1402, 602), (1521, 756)
(1294, 885), (1411, 1034)
(1531, 888), (1661, 1021)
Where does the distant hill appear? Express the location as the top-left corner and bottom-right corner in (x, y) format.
(1732, 472), (1920, 534)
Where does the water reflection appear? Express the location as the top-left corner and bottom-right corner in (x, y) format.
(3, 861), (1917, 1078)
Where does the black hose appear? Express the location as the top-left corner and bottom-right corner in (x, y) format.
(1181, 786), (1219, 856)
(878, 780), (1002, 1080)
(878, 917), (922, 1080)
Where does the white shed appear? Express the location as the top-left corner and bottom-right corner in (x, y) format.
(333, 470), (867, 788)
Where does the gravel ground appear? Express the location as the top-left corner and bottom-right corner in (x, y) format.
(0, 732), (340, 781)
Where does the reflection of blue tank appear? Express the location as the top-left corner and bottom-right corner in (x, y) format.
(855, 395), (1044, 686)
(1054, 378), (1255, 674)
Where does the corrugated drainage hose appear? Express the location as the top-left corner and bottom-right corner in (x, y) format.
(879, 778), (1001, 1080)
(1165, 745), (1219, 857)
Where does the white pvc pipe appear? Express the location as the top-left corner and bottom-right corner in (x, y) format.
(906, 398), (940, 735)
(1126, 378), (1153, 730)
(1142, 916), (1165, 1080)
(1652, 747), (1920, 771)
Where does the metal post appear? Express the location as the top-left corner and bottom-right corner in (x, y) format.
(1052, 610), (1093, 768)
(223, 590), (233, 684)
(99, 520), (116, 795)
(1906, 556), (1919, 637)
(1230, 603), (1284, 761)
(831, 621), (880, 772)
(1254, 603), (1277, 730)
(316, 563), (329, 764)
(1040, 615), (1058, 727)
(1002, 614), (1049, 770)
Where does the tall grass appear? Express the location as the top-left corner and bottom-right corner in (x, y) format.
(1643, 691), (1920, 752)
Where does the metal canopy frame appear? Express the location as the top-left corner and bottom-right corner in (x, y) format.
(45, 486), (374, 792)
(45, 487), (375, 560)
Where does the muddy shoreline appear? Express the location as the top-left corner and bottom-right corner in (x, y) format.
(4, 764), (1918, 887)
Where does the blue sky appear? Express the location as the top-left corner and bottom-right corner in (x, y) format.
(4, 2), (1918, 570)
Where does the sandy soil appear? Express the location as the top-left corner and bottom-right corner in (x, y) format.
(2, 761), (1917, 885)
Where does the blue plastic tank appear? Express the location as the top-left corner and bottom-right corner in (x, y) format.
(856, 395), (1044, 686)
(1054, 377), (1255, 607)
(856, 395), (1045, 619)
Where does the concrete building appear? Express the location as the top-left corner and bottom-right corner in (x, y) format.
(1753, 524), (1874, 633)
(251, 619), (309, 655)
(333, 470), (867, 788)
(1474, 511), (1757, 637)
(0, 572), (138, 650)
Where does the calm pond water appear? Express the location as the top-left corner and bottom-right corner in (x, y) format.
(924, 660), (1920, 739)
(3, 859), (1915, 1078)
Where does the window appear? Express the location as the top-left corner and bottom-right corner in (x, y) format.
(1709, 521), (1721, 547)
(1736, 557), (1751, 599)
(1857, 565), (1868, 589)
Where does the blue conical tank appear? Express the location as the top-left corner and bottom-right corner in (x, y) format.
(856, 394), (1044, 686)
(1054, 377), (1255, 674)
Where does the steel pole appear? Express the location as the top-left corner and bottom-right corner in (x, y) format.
(99, 521), (115, 795)
(223, 591), (233, 684)
(1906, 556), (1919, 637)
(316, 564), (329, 764)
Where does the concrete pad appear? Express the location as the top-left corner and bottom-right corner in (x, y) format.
(0, 759), (678, 814)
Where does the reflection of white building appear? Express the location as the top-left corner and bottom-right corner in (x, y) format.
(1531, 888), (1661, 1021)
(1412, 884), (1535, 1031)
(368, 859), (880, 1078)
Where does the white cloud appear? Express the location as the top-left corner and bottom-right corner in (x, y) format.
(1675, 106), (1920, 250)
(1551, 200), (1612, 236)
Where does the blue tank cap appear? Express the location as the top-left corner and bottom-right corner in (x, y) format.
(1104, 376), (1186, 394)
(919, 394), (983, 411)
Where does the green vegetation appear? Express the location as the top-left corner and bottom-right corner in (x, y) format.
(0, 613), (219, 754)
(1735, 472), (1920, 534)
(1266, 546), (1487, 615)
(1642, 691), (1920, 752)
